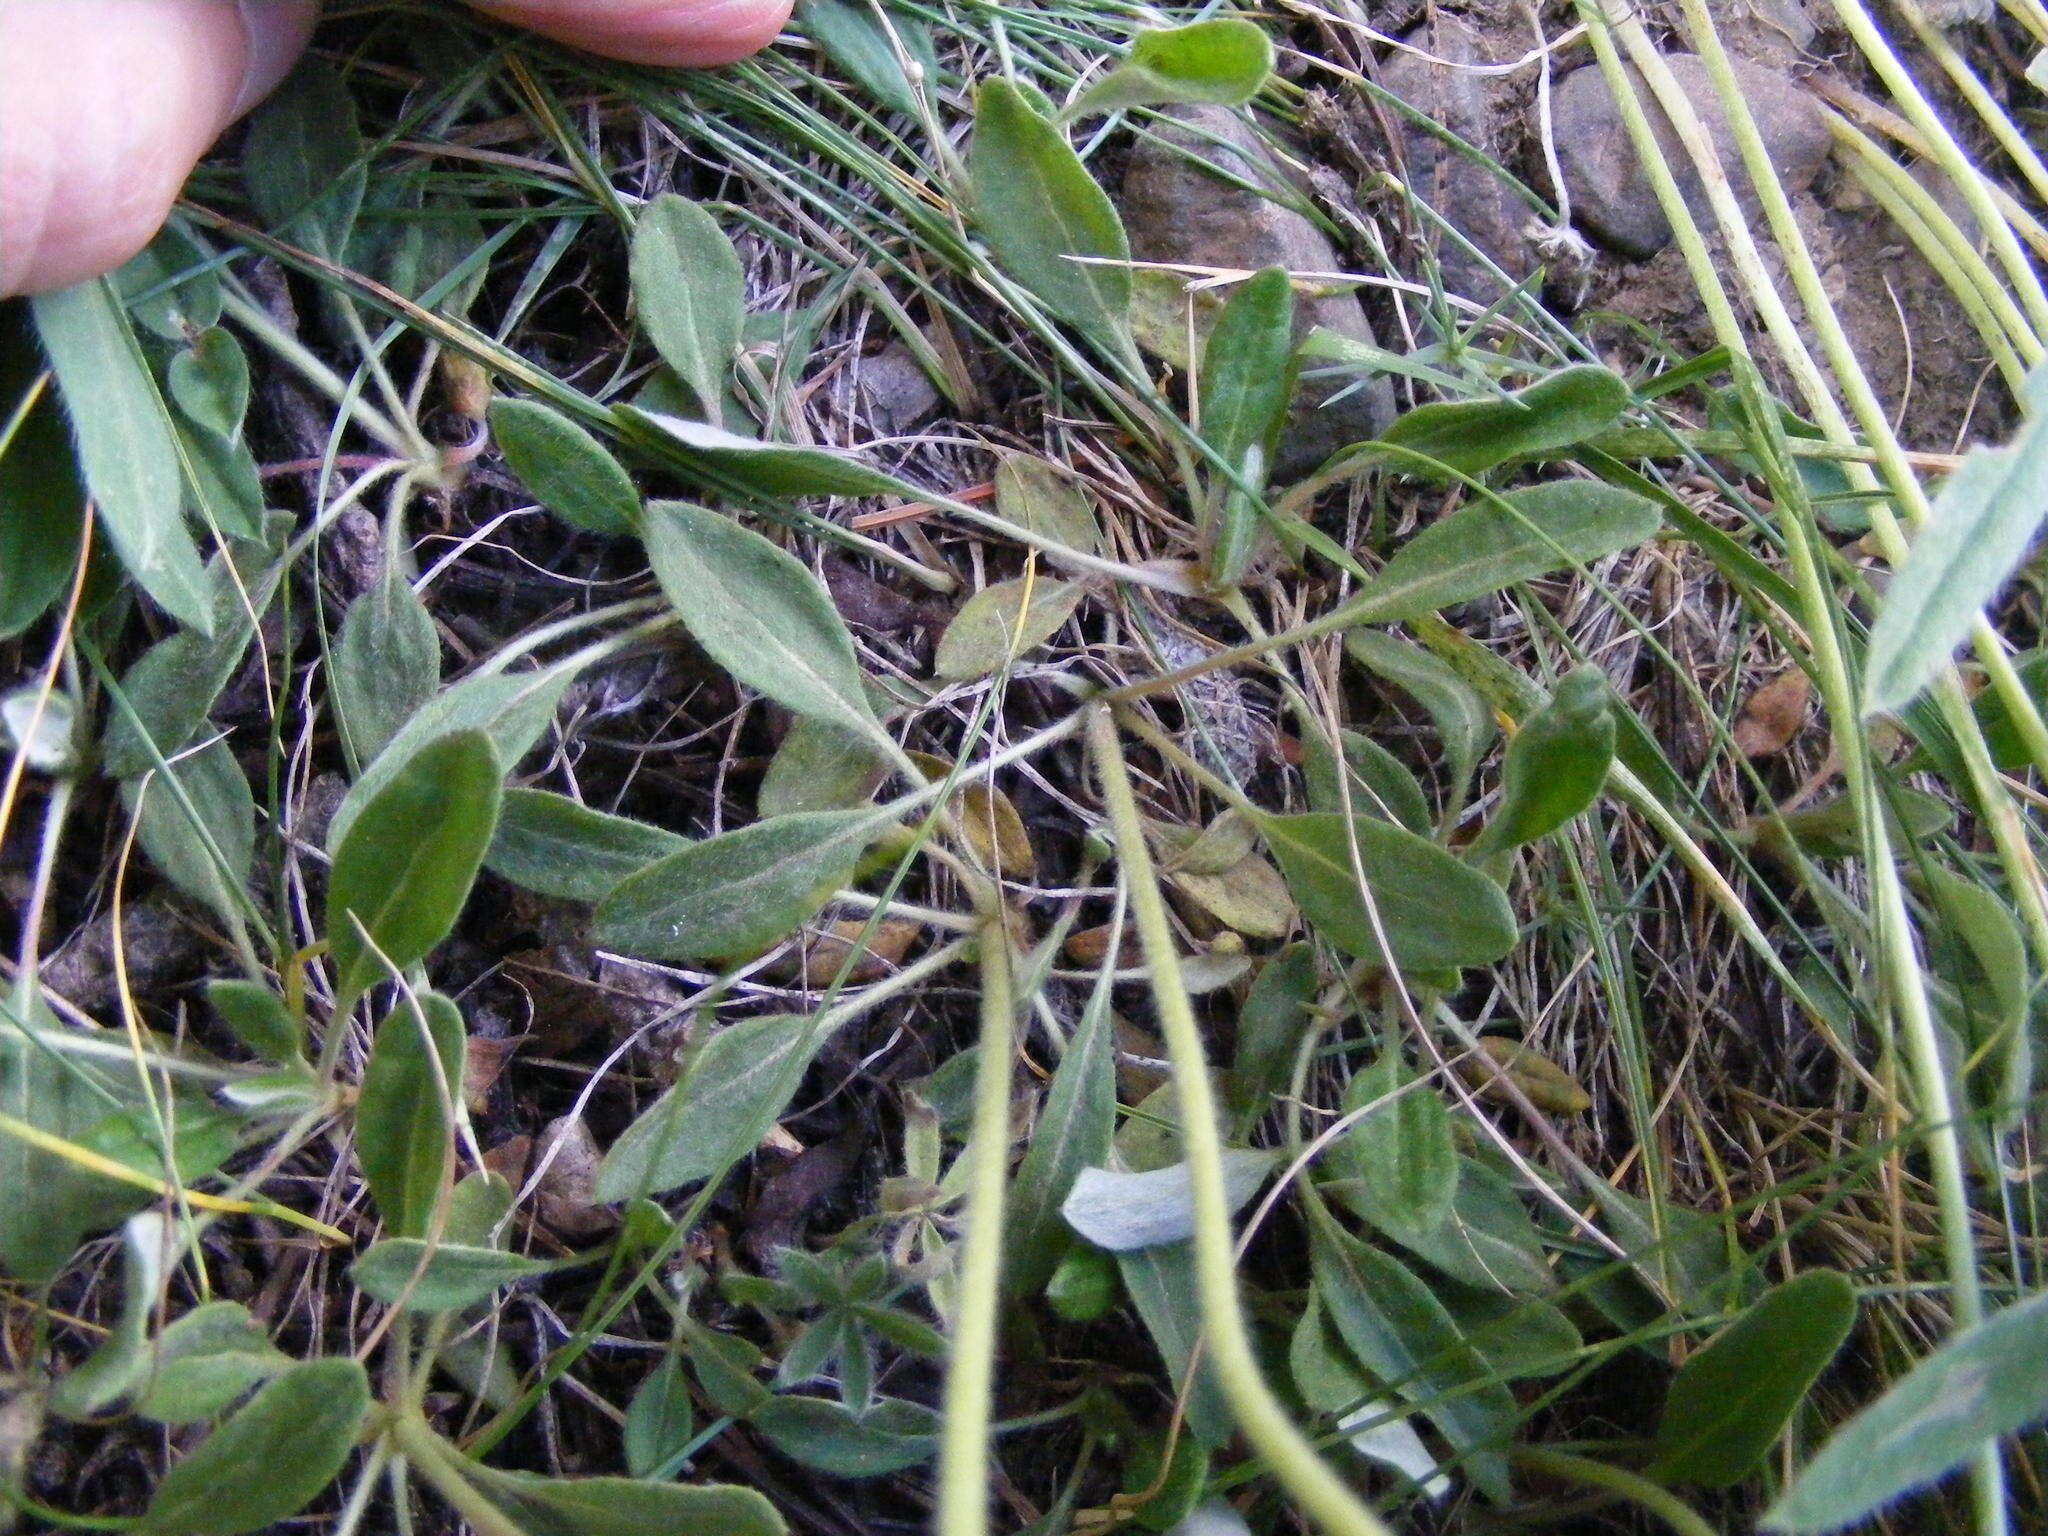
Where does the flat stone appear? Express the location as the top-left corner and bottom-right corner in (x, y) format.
(1121, 105), (1394, 476)
(1551, 52), (1831, 259)
(856, 341), (943, 436)
(1377, 15), (1533, 302)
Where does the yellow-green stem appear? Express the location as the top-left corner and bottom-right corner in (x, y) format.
(1087, 708), (1392, 1536)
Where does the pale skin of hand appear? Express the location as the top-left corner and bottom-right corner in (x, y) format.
(0, 0), (793, 297)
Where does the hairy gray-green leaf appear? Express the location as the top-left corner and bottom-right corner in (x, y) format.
(1343, 480), (1661, 626)
(1344, 630), (1495, 803)
(1302, 725), (1433, 834)
(487, 789), (688, 902)
(139, 1357), (369, 1535)
(759, 716), (889, 818)
(594, 809), (881, 964)
(597, 1014), (831, 1201)
(1311, 1222), (1515, 1501)
(1007, 956), (1117, 1293)
(970, 79), (1131, 338)
(350, 1238), (550, 1312)
(994, 452), (1102, 554)
(333, 568), (442, 766)
(1368, 364), (1631, 481)
(630, 195), (746, 419)
(356, 991), (466, 1238)
(0, 305), (87, 639)
(1766, 1287), (2048, 1531)
(1117, 1242), (1233, 1446)
(31, 281), (213, 632)
(1329, 1051), (1457, 1245)
(624, 1353), (697, 1477)
(167, 327), (250, 438)
(491, 397), (642, 537)
(1061, 1149), (1274, 1251)
(1260, 811), (1518, 970)
(131, 1301), (290, 1425)
(1197, 266), (1295, 586)
(206, 979), (303, 1064)
(933, 575), (1085, 679)
(327, 731), (501, 1010)
(1654, 1270), (1858, 1488)
(644, 500), (883, 741)
(1864, 385), (2048, 715)
(125, 737), (254, 927)
(751, 1396), (938, 1479)
(328, 660), (573, 850)
(1071, 17), (1276, 116)
(795, 0), (936, 115)
(456, 1462), (787, 1536)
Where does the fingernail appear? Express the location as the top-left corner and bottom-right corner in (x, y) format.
(232, 0), (320, 118)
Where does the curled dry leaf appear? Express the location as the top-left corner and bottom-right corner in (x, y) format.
(1734, 669), (1812, 759)
(463, 1034), (525, 1117)
(1170, 851), (1296, 941)
(1064, 922), (1135, 967)
(771, 918), (923, 988)
(1454, 1038), (1593, 1116)
(907, 752), (1036, 878)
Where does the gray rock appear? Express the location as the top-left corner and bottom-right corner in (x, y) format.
(856, 341), (943, 436)
(1121, 105), (1394, 475)
(1377, 15), (1533, 303)
(1550, 52), (1831, 259)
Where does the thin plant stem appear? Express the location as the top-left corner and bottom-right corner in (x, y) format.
(1087, 708), (1392, 1536)
(1511, 1449), (1720, 1536)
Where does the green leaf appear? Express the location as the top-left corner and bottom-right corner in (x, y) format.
(1967, 647), (2048, 770)
(173, 417), (266, 542)
(1345, 480), (1662, 626)
(994, 451), (1102, 554)
(1439, 1284), (1582, 1382)
(491, 397), (642, 537)
(454, 1462), (786, 1536)
(970, 79), (1131, 337)
(125, 736), (255, 926)
(1259, 811), (1518, 971)
(751, 1396), (938, 1478)
(0, 303), (87, 639)
(593, 809), (881, 964)
(1060, 1149), (1275, 1251)
(1766, 1288), (2048, 1531)
(167, 327), (250, 438)
(1344, 630), (1495, 803)
(630, 195), (746, 419)
(130, 1301), (290, 1425)
(1198, 267), (1296, 586)
(795, 0), (936, 115)
(1071, 18), (1276, 116)
(596, 1013), (831, 1201)
(487, 789), (689, 901)
(51, 1212), (174, 1420)
(1302, 725), (1433, 834)
(241, 59), (365, 256)
(933, 575), (1086, 679)
(624, 1353), (697, 1477)
(206, 979), (304, 1064)
(327, 660), (576, 850)
(1864, 378), (2048, 715)
(1310, 1222), (1515, 1501)
(1367, 1158), (1556, 1297)
(139, 1358), (369, 1535)
(1006, 959), (1117, 1294)
(644, 500), (883, 740)
(356, 991), (466, 1238)
(1471, 666), (1615, 853)
(1367, 364), (1632, 481)
(1329, 1051), (1458, 1245)
(623, 408), (916, 498)
(350, 1238), (550, 1311)
(759, 715), (889, 818)
(326, 730), (502, 1010)
(333, 567), (442, 766)
(1230, 944), (1318, 1130)
(1118, 1242), (1233, 1446)
(30, 281), (213, 633)
(1653, 1270), (1858, 1487)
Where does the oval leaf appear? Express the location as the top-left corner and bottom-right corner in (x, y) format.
(630, 194), (745, 419)
(1653, 1269), (1858, 1488)
(1072, 18), (1276, 116)
(1372, 364), (1632, 481)
(1061, 1149), (1274, 1251)
(970, 79), (1131, 337)
(139, 1358), (369, 1535)
(593, 809), (882, 963)
(357, 991), (466, 1238)
(934, 575), (1085, 679)
(350, 1238), (551, 1312)
(1471, 665), (1615, 853)
(491, 398), (642, 537)
(487, 789), (689, 902)
(1198, 266), (1296, 585)
(327, 730), (502, 1010)
(644, 499), (882, 740)
(333, 567), (441, 766)
(1258, 811), (1518, 971)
